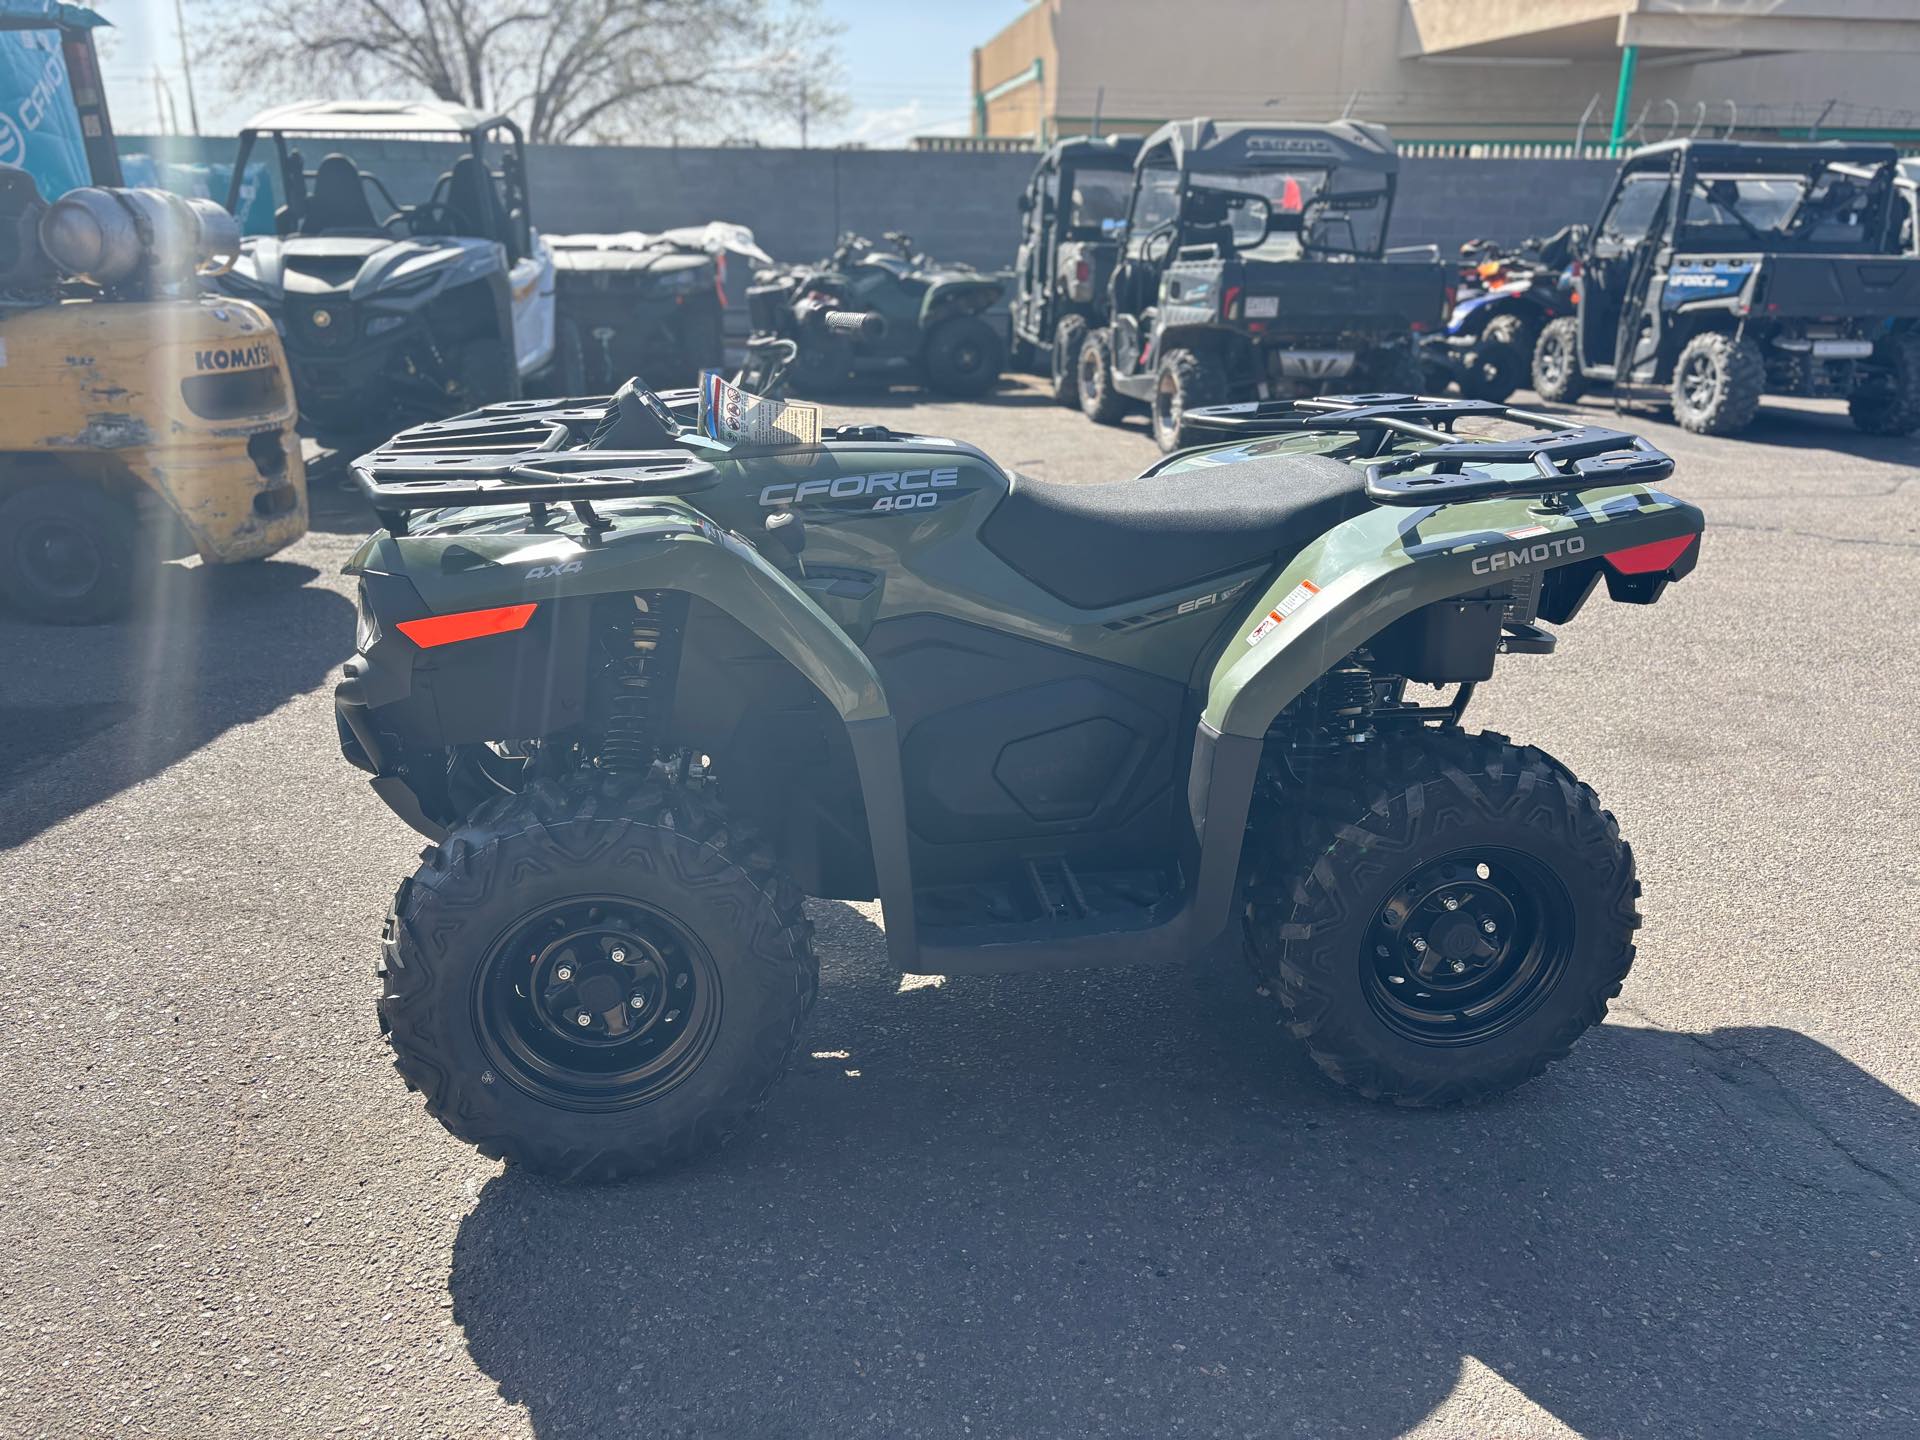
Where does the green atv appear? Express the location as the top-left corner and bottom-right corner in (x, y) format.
(338, 386), (1702, 1181)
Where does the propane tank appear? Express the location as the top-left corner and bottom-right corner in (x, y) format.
(37, 187), (240, 288)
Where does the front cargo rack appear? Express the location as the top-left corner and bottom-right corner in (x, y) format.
(352, 381), (718, 535)
(1181, 393), (1674, 506)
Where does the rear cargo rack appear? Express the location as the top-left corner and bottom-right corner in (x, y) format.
(352, 387), (718, 536)
(1182, 393), (1674, 506)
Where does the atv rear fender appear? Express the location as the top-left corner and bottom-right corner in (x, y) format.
(342, 520), (921, 961)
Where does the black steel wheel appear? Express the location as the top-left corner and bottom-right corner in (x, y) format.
(379, 772), (816, 1182)
(0, 481), (139, 624)
(1361, 849), (1573, 1045)
(475, 895), (723, 1110)
(1245, 729), (1639, 1106)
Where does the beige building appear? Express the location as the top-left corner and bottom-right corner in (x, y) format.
(971, 0), (1920, 150)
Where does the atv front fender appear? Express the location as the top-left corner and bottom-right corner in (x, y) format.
(1203, 483), (1702, 739)
(920, 278), (1004, 326)
(1179, 483), (1702, 945)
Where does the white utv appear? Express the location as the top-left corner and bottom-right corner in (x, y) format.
(212, 101), (557, 447)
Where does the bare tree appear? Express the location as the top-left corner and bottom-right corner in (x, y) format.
(203, 0), (845, 145)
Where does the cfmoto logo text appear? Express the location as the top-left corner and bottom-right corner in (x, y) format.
(1471, 535), (1586, 575)
(759, 467), (961, 507)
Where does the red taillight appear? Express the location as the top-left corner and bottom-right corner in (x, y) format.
(1074, 258), (1091, 283)
(395, 603), (538, 647)
(1222, 284), (1242, 319)
(1604, 536), (1695, 575)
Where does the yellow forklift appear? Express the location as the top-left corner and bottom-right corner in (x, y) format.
(0, 0), (306, 622)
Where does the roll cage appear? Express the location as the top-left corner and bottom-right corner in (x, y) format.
(225, 102), (534, 261)
(1121, 118), (1401, 262)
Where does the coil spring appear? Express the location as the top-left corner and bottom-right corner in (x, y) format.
(598, 592), (678, 773)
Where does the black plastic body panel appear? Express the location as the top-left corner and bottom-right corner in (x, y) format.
(863, 614), (1187, 887)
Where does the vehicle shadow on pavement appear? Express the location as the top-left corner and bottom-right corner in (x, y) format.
(0, 558), (353, 850)
(448, 903), (1920, 1439)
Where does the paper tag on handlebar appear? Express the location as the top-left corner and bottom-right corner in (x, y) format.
(699, 369), (820, 448)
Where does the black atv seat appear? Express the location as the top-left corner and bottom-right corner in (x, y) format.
(303, 154), (381, 236)
(981, 452), (1371, 610)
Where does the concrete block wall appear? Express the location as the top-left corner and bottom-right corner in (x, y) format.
(120, 135), (1616, 270)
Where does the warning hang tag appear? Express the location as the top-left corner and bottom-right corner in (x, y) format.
(698, 369), (821, 448)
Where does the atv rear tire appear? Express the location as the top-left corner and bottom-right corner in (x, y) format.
(377, 772), (817, 1182)
(1847, 332), (1920, 436)
(1531, 316), (1585, 402)
(924, 314), (1004, 396)
(1151, 347), (1227, 452)
(1459, 313), (1530, 402)
(1077, 327), (1129, 425)
(1050, 314), (1089, 406)
(0, 480), (140, 624)
(1245, 729), (1639, 1107)
(1670, 330), (1764, 435)
(1356, 346), (1427, 396)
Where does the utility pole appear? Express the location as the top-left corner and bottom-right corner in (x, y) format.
(798, 76), (809, 149)
(172, 0), (201, 134)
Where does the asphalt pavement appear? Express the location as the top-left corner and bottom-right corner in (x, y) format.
(0, 377), (1915, 1439)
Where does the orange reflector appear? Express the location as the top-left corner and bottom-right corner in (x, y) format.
(395, 603), (537, 647)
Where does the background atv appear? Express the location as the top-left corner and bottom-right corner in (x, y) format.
(1421, 228), (1581, 402)
(213, 101), (558, 449)
(745, 231), (1008, 396)
(546, 223), (775, 393)
(335, 383), (1702, 1182)
(1532, 139), (1920, 436)
(1010, 134), (1142, 405)
(1077, 118), (1450, 452)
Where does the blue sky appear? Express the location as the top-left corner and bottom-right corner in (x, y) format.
(100, 0), (1034, 143)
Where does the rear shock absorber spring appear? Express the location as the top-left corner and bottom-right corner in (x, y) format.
(597, 591), (686, 774)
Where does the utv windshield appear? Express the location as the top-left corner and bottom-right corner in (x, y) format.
(1678, 164), (1892, 253)
(1067, 168), (1132, 236)
(1188, 167), (1389, 259)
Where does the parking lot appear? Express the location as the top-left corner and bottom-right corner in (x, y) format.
(1, 377), (1916, 1438)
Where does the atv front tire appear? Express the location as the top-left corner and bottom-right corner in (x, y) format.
(0, 480), (140, 624)
(924, 315), (1004, 396)
(1077, 327), (1129, 425)
(1531, 316), (1585, 402)
(1670, 330), (1764, 435)
(1050, 314), (1089, 406)
(378, 773), (817, 1182)
(458, 338), (520, 408)
(1847, 332), (1920, 436)
(1245, 730), (1639, 1107)
(1151, 347), (1227, 452)
(1459, 313), (1530, 402)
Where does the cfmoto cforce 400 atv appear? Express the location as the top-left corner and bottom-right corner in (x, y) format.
(337, 385), (1702, 1181)
(212, 101), (557, 447)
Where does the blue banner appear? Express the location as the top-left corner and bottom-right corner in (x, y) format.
(0, 23), (89, 198)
